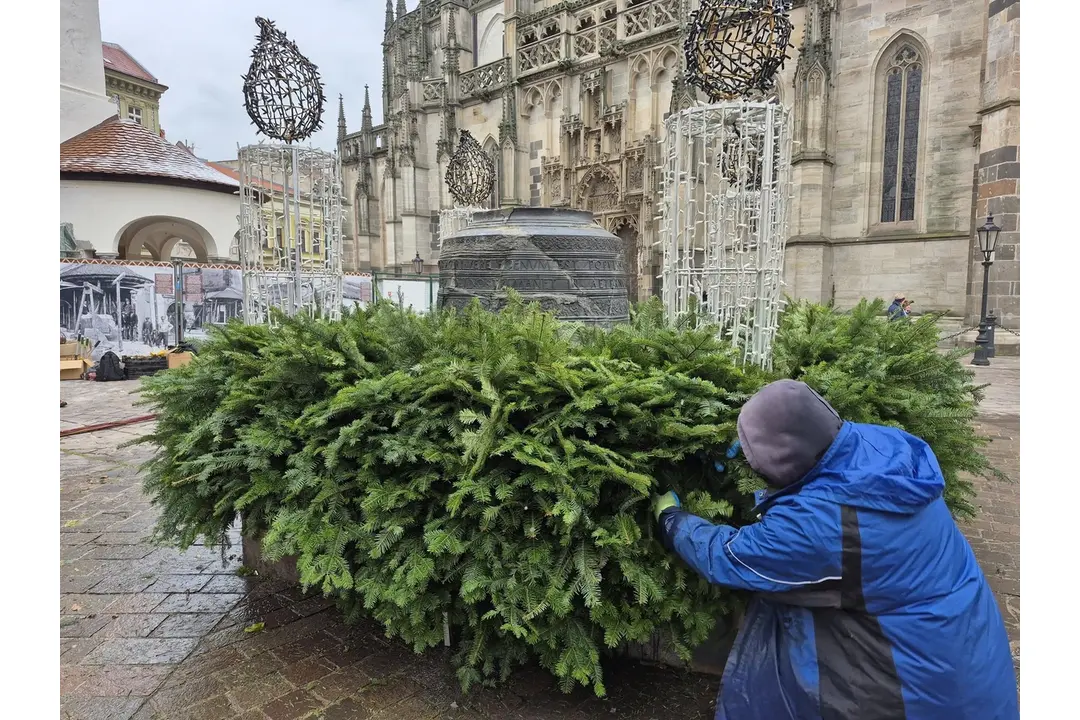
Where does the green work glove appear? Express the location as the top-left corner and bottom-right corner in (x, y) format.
(652, 491), (681, 522)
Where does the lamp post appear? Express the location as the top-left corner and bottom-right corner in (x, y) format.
(971, 214), (1001, 367)
(412, 252), (424, 275)
(172, 259), (185, 347)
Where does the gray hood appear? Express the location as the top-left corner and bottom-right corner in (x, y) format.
(736, 379), (843, 488)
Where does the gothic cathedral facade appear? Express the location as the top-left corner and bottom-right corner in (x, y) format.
(338, 0), (1020, 328)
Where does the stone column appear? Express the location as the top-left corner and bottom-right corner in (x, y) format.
(970, 0), (1020, 328)
(500, 3), (522, 206)
(785, 0), (837, 304)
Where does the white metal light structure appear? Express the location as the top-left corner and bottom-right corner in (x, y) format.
(237, 142), (344, 324)
(437, 207), (481, 249)
(657, 100), (793, 369)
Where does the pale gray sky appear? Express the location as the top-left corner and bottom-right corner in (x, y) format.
(99, 0), (385, 161)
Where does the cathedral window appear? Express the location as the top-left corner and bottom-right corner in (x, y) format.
(879, 44), (923, 224)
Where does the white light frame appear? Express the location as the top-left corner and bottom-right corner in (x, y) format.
(657, 100), (794, 369)
(237, 142), (344, 324)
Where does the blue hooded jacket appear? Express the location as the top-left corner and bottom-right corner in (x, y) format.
(659, 421), (1018, 720)
(887, 300), (908, 321)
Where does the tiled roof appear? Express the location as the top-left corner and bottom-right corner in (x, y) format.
(206, 286), (244, 301)
(206, 161), (286, 194)
(102, 42), (164, 86)
(60, 264), (154, 284)
(60, 117), (239, 191)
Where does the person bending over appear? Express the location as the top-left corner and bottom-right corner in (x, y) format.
(652, 379), (1018, 720)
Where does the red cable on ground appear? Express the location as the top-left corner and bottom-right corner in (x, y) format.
(60, 414), (157, 438)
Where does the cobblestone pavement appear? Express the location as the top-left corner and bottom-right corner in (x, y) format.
(59, 359), (1020, 719)
(963, 358), (1021, 679)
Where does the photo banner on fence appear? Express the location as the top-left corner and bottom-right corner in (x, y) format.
(60, 259), (373, 360)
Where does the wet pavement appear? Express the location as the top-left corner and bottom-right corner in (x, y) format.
(961, 358), (1021, 680)
(59, 358), (1021, 719)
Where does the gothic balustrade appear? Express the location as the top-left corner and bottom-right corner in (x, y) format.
(517, 14), (564, 74)
(572, 19), (618, 58)
(518, 36), (563, 73)
(624, 0), (678, 40)
(421, 79), (445, 107)
(459, 58), (511, 100)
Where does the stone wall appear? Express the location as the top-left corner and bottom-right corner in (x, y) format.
(970, 0), (1021, 328)
(830, 236), (970, 313)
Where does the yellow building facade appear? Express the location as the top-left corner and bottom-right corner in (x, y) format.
(209, 160), (328, 266)
(102, 42), (167, 136)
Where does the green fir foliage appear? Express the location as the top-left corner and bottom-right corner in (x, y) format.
(771, 298), (1000, 518)
(135, 294), (997, 696)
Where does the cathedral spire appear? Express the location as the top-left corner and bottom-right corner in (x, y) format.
(444, 5), (460, 77)
(385, 0), (394, 31)
(337, 94), (347, 143)
(361, 84), (373, 133)
(396, 0), (407, 21)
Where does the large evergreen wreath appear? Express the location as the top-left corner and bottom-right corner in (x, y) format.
(135, 296), (998, 695)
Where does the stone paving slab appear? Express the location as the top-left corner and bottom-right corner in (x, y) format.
(59, 361), (1020, 719)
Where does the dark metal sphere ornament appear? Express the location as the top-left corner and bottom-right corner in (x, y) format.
(242, 17), (326, 143)
(445, 130), (497, 207)
(685, 0), (794, 102)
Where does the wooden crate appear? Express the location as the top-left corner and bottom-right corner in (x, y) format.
(60, 358), (88, 381)
(167, 352), (194, 369)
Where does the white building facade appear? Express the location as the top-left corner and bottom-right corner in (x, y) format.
(60, 0), (119, 143)
(59, 0), (242, 264)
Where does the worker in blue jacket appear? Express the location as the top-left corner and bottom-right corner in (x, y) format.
(653, 379), (1018, 720)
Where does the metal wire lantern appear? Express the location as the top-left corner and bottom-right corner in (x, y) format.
(685, 0), (794, 102)
(242, 17), (326, 143)
(445, 130), (496, 208)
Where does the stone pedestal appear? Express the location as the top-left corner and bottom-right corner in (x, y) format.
(241, 532), (299, 585)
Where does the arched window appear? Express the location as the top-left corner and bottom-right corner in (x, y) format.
(879, 44), (924, 224)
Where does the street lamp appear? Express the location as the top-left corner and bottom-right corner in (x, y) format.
(971, 214), (1001, 366)
(412, 252), (424, 275)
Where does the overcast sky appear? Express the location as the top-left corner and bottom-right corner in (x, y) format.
(99, 0), (385, 161)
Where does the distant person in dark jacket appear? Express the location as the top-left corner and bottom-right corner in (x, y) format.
(652, 379), (1018, 720)
(887, 293), (908, 320)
